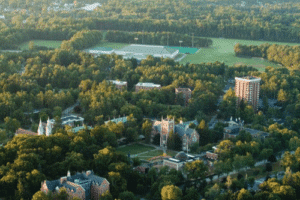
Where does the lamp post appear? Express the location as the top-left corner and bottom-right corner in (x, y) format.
(179, 40), (183, 47)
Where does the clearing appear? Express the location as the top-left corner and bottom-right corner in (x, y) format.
(180, 37), (299, 71)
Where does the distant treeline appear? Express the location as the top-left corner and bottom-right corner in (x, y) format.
(0, 28), (77, 50)
(234, 43), (300, 70)
(61, 30), (103, 50)
(105, 31), (213, 47)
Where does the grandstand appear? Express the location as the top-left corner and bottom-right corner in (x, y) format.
(114, 44), (179, 60)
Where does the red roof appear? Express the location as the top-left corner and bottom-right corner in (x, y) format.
(15, 128), (38, 136)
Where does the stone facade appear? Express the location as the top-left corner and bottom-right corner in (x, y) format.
(41, 170), (109, 200)
(152, 118), (199, 151)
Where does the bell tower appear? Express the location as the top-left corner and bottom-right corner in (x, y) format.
(37, 118), (44, 135)
(160, 117), (174, 147)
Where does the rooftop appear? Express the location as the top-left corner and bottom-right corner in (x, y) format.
(15, 128), (37, 136)
(115, 44), (178, 55)
(109, 80), (127, 85)
(175, 88), (192, 92)
(235, 76), (261, 81)
(136, 82), (161, 87)
(105, 116), (128, 124)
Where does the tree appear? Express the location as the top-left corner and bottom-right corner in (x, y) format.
(4, 117), (20, 136)
(205, 183), (221, 200)
(183, 160), (207, 180)
(260, 149), (273, 161)
(99, 191), (113, 200)
(289, 136), (300, 151)
(108, 171), (127, 198)
(214, 159), (233, 178)
(142, 119), (152, 144)
(32, 191), (50, 200)
(161, 185), (182, 200)
(237, 188), (253, 200)
(236, 130), (252, 143)
(183, 186), (199, 200)
(118, 191), (136, 200)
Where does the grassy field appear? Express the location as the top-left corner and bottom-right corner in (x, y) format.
(180, 38), (299, 71)
(116, 143), (155, 155)
(89, 42), (129, 50)
(19, 40), (63, 50)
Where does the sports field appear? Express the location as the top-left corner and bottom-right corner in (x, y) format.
(180, 38), (299, 71)
(167, 46), (199, 54)
(89, 42), (129, 50)
(19, 40), (63, 50)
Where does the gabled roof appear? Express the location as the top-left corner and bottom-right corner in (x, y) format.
(175, 120), (198, 138)
(45, 170), (108, 199)
(15, 128), (37, 136)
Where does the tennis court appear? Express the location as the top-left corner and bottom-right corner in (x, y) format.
(167, 46), (199, 54)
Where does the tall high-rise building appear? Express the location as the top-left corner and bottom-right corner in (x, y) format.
(235, 76), (261, 112)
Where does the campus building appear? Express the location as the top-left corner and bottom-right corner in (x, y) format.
(152, 118), (200, 151)
(175, 88), (192, 106)
(15, 115), (84, 137)
(235, 76), (261, 112)
(40, 170), (109, 200)
(135, 82), (161, 92)
(163, 152), (201, 171)
(223, 117), (269, 139)
(109, 80), (127, 91)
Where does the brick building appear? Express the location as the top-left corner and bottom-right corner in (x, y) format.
(175, 88), (192, 106)
(135, 82), (161, 92)
(235, 76), (261, 112)
(40, 170), (109, 200)
(152, 118), (200, 151)
(223, 117), (269, 139)
(109, 80), (127, 91)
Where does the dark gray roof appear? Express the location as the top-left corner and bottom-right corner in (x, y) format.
(175, 120), (198, 138)
(45, 170), (107, 199)
(154, 124), (161, 132)
(224, 126), (240, 135)
(46, 180), (59, 191)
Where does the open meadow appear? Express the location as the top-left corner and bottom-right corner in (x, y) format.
(180, 38), (299, 71)
(19, 40), (63, 50)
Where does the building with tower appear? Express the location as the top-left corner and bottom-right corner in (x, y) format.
(151, 118), (199, 151)
(40, 170), (109, 200)
(235, 76), (261, 112)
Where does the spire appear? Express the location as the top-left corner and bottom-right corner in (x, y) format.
(46, 117), (52, 136)
(37, 118), (44, 135)
(67, 170), (71, 177)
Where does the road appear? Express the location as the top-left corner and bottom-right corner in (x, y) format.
(62, 101), (80, 116)
(205, 150), (290, 183)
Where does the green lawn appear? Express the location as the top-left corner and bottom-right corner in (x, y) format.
(117, 143), (155, 155)
(19, 40), (63, 50)
(180, 37), (299, 71)
(89, 42), (129, 50)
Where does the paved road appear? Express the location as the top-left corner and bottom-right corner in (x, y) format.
(62, 101), (80, 116)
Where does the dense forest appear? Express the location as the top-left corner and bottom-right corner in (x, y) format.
(1, 0), (300, 200)
(1, 0), (300, 50)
